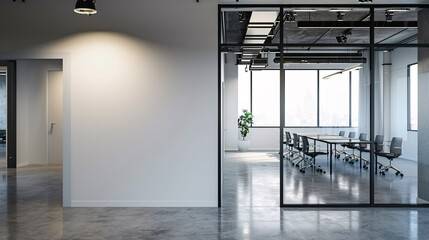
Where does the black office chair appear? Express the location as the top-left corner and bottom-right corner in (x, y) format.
(336, 131), (355, 159)
(299, 136), (328, 174)
(291, 133), (304, 167)
(361, 135), (384, 170)
(377, 137), (403, 176)
(347, 133), (367, 164)
(283, 131), (295, 160)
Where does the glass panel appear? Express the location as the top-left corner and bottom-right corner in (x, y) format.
(252, 70), (280, 126)
(284, 70), (317, 127)
(319, 70), (350, 126)
(283, 47), (370, 205)
(374, 47), (428, 205)
(238, 65), (251, 116)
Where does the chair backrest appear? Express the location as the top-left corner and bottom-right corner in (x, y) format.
(339, 131), (345, 137)
(359, 133), (367, 141)
(390, 137), (403, 156)
(374, 135), (384, 153)
(301, 136), (309, 154)
(285, 131), (292, 144)
(348, 132), (356, 138)
(293, 133), (300, 149)
(359, 133), (368, 149)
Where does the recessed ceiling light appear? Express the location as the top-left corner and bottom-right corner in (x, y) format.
(293, 9), (318, 12)
(329, 9), (353, 12)
(386, 8), (411, 12)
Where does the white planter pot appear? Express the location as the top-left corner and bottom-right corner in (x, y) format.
(238, 140), (250, 152)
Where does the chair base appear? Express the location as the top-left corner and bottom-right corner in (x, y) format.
(380, 161), (404, 177)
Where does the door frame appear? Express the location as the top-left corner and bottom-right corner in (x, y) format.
(0, 61), (17, 168)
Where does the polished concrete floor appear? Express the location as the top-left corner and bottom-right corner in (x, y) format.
(0, 155), (429, 239)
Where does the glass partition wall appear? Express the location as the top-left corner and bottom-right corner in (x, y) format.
(219, 4), (429, 207)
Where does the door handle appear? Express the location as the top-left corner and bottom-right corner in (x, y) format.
(49, 123), (56, 134)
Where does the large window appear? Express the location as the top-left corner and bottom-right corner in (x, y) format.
(285, 70), (318, 127)
(319, 70), (350, 126)
(238, 68), (359, 127)
(252, 70), (280, 126)
(408, 63), (418, 131)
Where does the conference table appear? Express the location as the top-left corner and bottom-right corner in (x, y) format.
(297, 133), (372, 175)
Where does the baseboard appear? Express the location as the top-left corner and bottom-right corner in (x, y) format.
(417, 198), (429, 204)
(17, 161), (30, 168)
(70, 200), (218, 207)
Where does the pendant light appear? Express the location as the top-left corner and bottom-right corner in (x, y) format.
(74, 0), (97, 15)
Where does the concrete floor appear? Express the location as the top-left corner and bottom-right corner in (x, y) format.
(0, 154), (429, 239)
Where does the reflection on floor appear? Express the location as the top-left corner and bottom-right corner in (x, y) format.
(0, 163), (429, 238)
(223, 151), (279, 207)
(0, 147), (5, 168)
(223, 151), (419, 206)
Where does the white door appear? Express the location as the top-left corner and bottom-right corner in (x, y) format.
(47, 71), (63, 165)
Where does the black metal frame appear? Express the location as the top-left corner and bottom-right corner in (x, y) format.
(218, 4), (429, 208)
(0, 61), (17, 168)
(407, 62), (418, 132)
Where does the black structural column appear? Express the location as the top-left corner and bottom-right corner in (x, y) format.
(369, 7), (375, 205)
(279, 7), (285, 206)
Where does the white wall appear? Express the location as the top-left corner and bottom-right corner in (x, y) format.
(0, 0), (218, 207)
(16, 60), (62, 167)
(390, 47), (418, 160)
(224, 53), (239, 151)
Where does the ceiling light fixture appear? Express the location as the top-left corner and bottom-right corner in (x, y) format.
(336, 29), (352, 43)
(74, 0), (97, 15)
(285, 12), (296, 22)
(329, 8), (353, 12)
(358, 0), (373, 3)
(386, 8), (410, 12)
(293, 9), (318, 12)
(337, 12), (345, 21)
(385, 11), (394, 22)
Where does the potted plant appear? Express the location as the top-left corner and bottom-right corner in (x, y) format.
(237, 109), (254, 151)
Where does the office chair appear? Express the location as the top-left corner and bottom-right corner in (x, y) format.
(361, 135), (384, 170)
(377, 137), (404, 176)
(299, 136), (328, 174)
(336, 132), (355, 159)
(291, 133), (304, 167)
(347, 133), (367, 164)
(283, 131), (295, 160)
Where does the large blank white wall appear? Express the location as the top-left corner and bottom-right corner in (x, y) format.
(0, 0), (217, 207)
(16, 60), (62, 167)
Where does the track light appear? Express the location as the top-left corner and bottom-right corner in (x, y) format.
(337, 12), (345, 21)
(74, 0), (97, 15)
(336, 35), (347, 43)
(336, 29), (352, 43)
(285, 12), (296, 22)
(385, 11), (394, 22)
